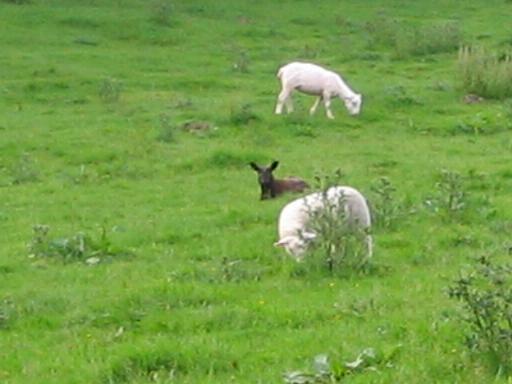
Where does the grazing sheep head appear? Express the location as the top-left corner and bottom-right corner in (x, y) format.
(344, 93), (362, 116)
(274, 232), (316, 259)
(249, 160), (279, 200)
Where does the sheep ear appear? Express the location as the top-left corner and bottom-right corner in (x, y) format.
(302, 231), (317, 241)
(270, 160), (279, 171)
(249, 162), (261, 172)
(274, 237), (290, 247)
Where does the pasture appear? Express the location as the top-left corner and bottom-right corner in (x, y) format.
(2, 0), (512, 382)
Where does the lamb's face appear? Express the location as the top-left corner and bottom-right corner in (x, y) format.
(274, 232), (316, 260)
(344, 94), (362, 116)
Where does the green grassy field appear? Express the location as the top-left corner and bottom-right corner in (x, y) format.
(2, 0), (512, 383)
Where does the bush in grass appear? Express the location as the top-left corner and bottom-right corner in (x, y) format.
(458, 45), (512, 99)
(369, 177), (403, 229)
(306, 196), (370, 273)
(303, 171), (372, 274)
(424, 169), (467, 219)
(449, 255), (512, 375)
(436, 169), (466, 214)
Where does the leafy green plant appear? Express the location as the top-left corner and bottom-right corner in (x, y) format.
(452, 110), (512, 136)
(283, 347), (401, 383)
(458, 45), (512, 99)
(370, 177), (403, 229)
(435, 169), (466, 214)
(27, 224), (130, 264)
(448, 256), (512, 375)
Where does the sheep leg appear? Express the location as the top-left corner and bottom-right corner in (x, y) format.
(309, 96), (322, 115)
(323, 95), (334, 119)
(365, 235), (373, 258)
(275, 89), (291, 114)
(285, 96), (294, 113)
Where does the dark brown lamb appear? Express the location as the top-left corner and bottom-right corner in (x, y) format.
(249, 161), (309, 200)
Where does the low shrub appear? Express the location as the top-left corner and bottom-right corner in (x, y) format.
(436, 169), (466, 214)
(303, 171), (371, 274)
(449, 256), (512, 375)
(369, 177), (403, 229)
(424, 169), (468, 219)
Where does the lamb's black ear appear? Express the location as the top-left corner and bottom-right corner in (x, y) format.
(249, 162), (261, 172)
(270, 160), (279, 171)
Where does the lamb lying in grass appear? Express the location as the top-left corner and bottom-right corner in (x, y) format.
(249, 160), (309, 200)
(275, 61), (362, 119)
(274, 186), (372, 259)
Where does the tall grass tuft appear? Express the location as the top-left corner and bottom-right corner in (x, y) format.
(458, 45), (512, 99)
(394, 22), (461, 58)
(365, 16), (462, 59)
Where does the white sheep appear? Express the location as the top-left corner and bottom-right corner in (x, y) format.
(274, 186), (372, 259)
(275, 62), (362, 119)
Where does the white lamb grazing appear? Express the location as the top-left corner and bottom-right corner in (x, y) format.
(275, 62), (362, 119)
(274, 186), (372, 260)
